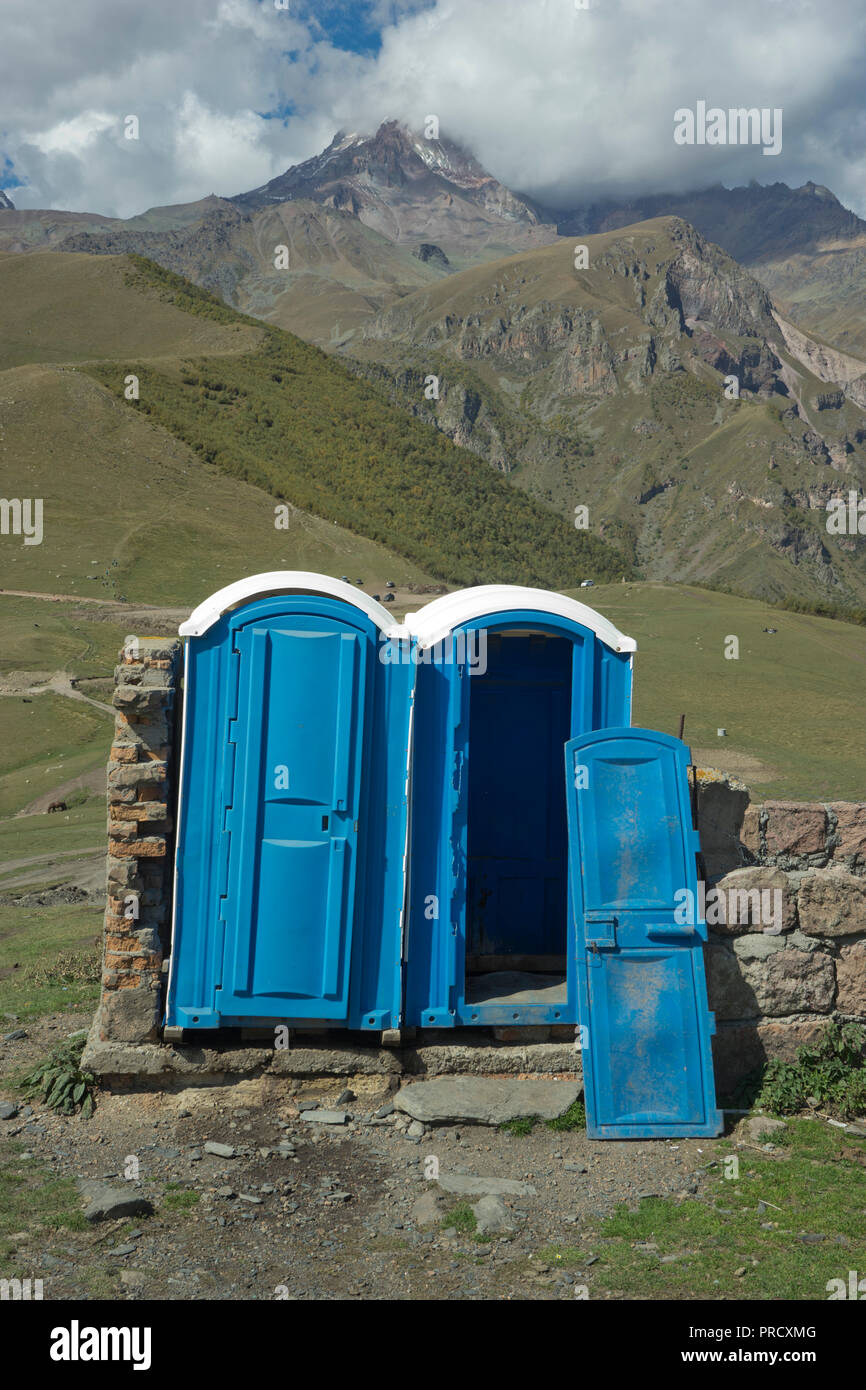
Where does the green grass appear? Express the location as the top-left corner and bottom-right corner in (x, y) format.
(80, 256), (630, 590)
(0, 366), (436, 605)
(162, 1187), (200, 1211)
(0, 695), (111, 819)
(0, 598), (130, 678)
(588, 581), (866, 798)
(545, 1099), (586, 1132)
(442, 1202), (477, 1235)
(0, 799), (106, 885)
(536, 1244), (585, 1267)
(500, 1117), (535, 1136)
(0, 901), (102, 1018)
(500, 1099), (586, 1136)
(0, 250), (262, 371)
(0, 799), (105, 863)
(589, 1119), (866, 1300)
(0, 1141), (88, 1268)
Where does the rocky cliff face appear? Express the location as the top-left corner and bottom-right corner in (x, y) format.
(59, 204), (255, 303)
(553, 181), (866, 358)
(350, 218), (866, 608)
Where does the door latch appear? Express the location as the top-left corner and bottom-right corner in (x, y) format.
(585, 916), (616, 950)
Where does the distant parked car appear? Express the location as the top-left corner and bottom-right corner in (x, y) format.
(383, 593), (395, 603)
(386, 580), (395, 588)
(372, 594), (381, 602)
(580, 579), (595, 588)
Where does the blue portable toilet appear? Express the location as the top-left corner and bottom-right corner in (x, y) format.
(165, 573), (414, 1033)
(165, 573), (720, 1138)
(401, 586), (636, 1030)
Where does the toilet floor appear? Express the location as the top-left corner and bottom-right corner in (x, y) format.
(465, 970), (568, 1007)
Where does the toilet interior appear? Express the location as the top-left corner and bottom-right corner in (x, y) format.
(465, 631), (572, 1010)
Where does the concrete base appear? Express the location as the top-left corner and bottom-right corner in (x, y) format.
(81, 1019), (582, 1087)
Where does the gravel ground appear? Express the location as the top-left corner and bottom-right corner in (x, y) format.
(0, 1014), (727, 1301)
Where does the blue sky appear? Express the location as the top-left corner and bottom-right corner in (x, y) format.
(2, 0), (866, 219)
(305, 1), (386, 57)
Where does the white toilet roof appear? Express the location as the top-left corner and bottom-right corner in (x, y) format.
(180, 574), (636, 654)
(178, 571), (398, 637)
(404, 585), (636, 654)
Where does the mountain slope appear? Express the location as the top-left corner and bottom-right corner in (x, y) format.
(11, 123), (865, 357)
(557, 181), (866, 264)
(0, 362), (431, 604)
(30, 121), (559, 344)
(556, 181), (866, 358)
(347, 218), (866, 609)
(232, 121), (558, 258)
(0, 249), (262, 370)
(0, 251), (629, 595)
(0, 255), (434, 603)
(53, 198), (451, 345)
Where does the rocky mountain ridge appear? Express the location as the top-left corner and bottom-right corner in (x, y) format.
(348, 218), (866, 607)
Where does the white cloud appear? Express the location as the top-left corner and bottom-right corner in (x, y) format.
(3, 0), (866, 217)
(22, 110), (117, 156)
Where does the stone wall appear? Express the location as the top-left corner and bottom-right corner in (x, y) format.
(88, 667), (864, 1093)
(695, 772), (866, 1094)
(92, 636), (182, 1046)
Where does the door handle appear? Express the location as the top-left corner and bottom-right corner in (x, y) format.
(645, 923), (697, 940)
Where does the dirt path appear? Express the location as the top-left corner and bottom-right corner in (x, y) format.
(0, 588), (189, 628)
(0, 1022), (726, 1302)
(0, 670), (116, 716)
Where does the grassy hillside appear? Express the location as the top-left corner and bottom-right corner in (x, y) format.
(72, 255), (629, 589)
(0, 251), (262, 370)
(590, 582), (866, 800)
(0, 362), (437, 603)
(46, 198), (455, 346)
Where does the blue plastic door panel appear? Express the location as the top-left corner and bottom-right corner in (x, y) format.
(565, 728), (722, 1139)
(219, 621), (366, 1020)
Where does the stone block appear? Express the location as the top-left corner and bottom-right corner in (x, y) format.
(109, 762), (168, 788)
(111, 802), (170, 822)
(830, 803), (866, 861)
(711, 866), (795, 934)
(705, 941), (759, 1021)
(109, 836), (167, 859)
(742, 947), (835, 1017)
(393, 1077), (581, 1125)
(97, 983), (161, 1043)
(712, 1018), (827, 1093)
(741, 804), (762, 857)
(113, 686), (173, 715)
(110, 745), (139, 764)
(798, 869), (866, 937)
(836, 940), (866, 1015)
(695, 770), (749, 877)
(763, 802), (826, 856)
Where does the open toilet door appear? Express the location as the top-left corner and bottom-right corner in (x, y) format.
(565, 728), (722, 1139)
